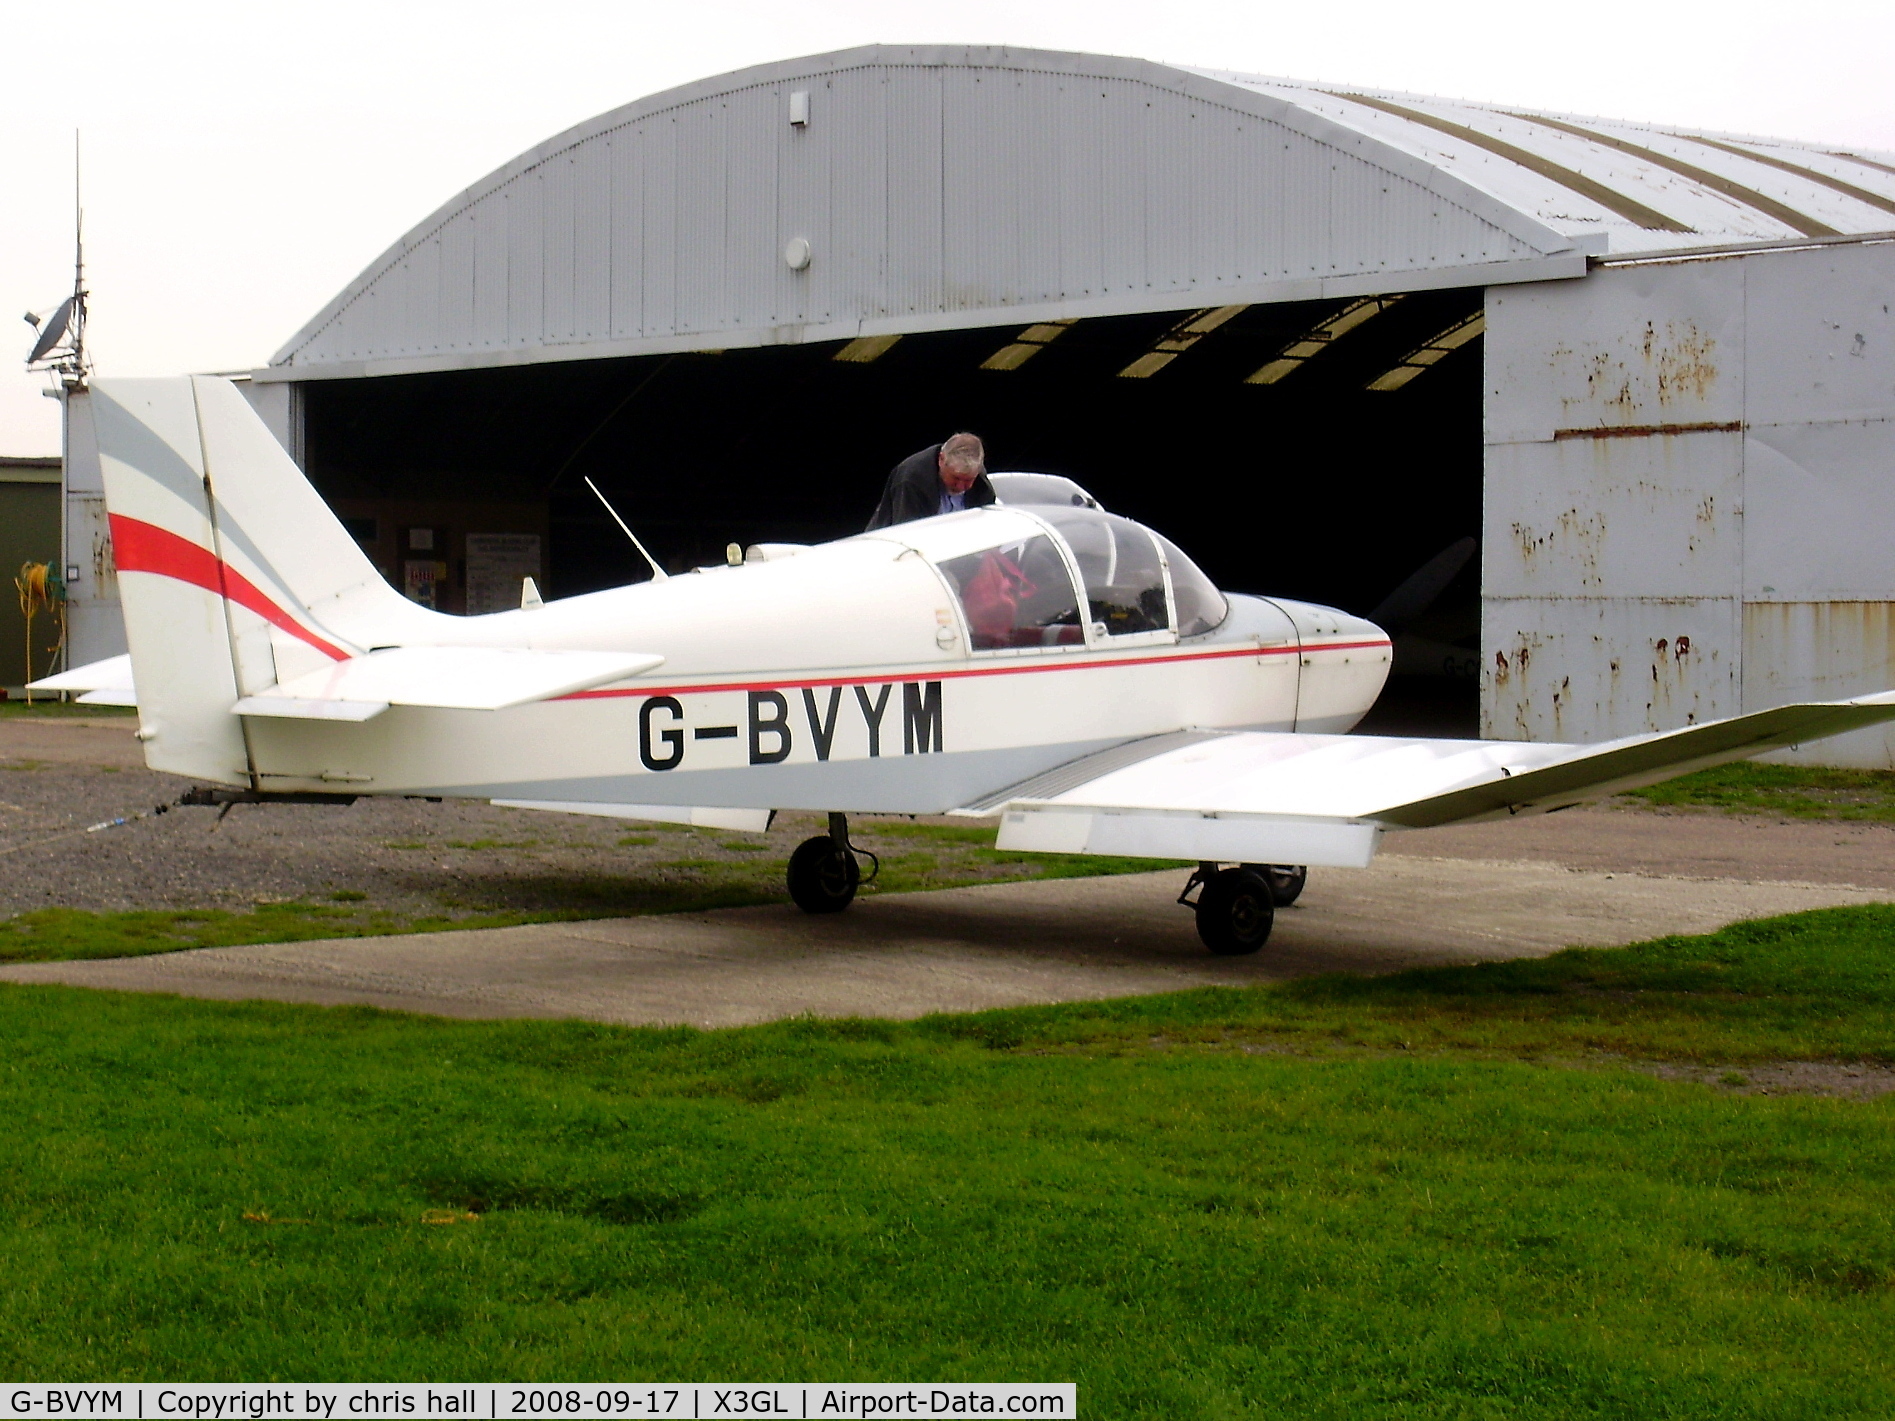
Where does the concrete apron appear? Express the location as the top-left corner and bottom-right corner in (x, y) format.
(4, 858), (1891, 1029)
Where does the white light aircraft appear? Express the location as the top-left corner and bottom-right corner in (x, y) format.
(37, 378), (1895, 954)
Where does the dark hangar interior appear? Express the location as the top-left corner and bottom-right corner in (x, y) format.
(302, 289), (1485, 730)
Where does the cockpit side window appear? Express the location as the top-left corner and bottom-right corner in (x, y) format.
(1153, 532), (1230, 637)
(936, 535), (1085, 651)
(1046, 511), (1170, 637)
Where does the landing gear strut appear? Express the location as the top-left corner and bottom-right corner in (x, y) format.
(1255, 863), (1307, 907)
(1178, 861), (1305, 955)
(787, 813), (878, 914)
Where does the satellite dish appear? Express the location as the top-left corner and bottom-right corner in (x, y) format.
(27, 296), (73, 364)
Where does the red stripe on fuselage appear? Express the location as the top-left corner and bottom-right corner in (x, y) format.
(108, 513), (350, 662)
(558, 638), (1393, 701)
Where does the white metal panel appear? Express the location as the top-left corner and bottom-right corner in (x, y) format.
(1743, 423), (1895, 601)
(401, 233), (442, 358)
(828, 68), (890, 325)
(269, 47), (1577, 376)
(1484, 433), (1743, 599)
(1744, 241), (1895, 428)
(436, 206), (476, 353)
(570, 146), (613, 343)
(1485, 257), (1746, 444)
(1471, 112), (1796, 242)
(243, 646), (664, 713)
(776, 77), (830, 328)
(1484, 243), (1895, 764)
(722, 85), (775, 329)
(1209, 80), (1653, 250)
(884, 67), (943, 317)
(1482, 596), (1740, 743)
(506, 174), (545, 347)
(641, 118), (678, 338)
(607, 134), (643, 339)
(1055, 78), (1106, 299)
(1589, 125), (1892, 236)
(1097, 78), (1149, 294)
(674, 100), (728, 333)
(470, 193), (508, 351)
(1743, 602), (1895, 769)
(267, 48), (1895, 377)
(1139, 88), (1193, 297)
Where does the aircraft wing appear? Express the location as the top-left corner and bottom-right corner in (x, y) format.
(980, 693), (1895, 868)
(26, 653), (138, 706)
(232, 646), (664, 720)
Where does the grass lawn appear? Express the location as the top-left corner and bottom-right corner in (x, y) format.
(3, 905), (1894, 1411)
(1620, 761), (1895, 821)
(0, 700), (136, 718)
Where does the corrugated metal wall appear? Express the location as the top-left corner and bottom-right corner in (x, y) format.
(1483, 238), (1895, 767)
(274, 53), (1561, 374)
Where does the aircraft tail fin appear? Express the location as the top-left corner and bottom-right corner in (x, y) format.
(93, 377), (435, 781)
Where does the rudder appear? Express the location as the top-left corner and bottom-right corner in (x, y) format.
(96, 377), (432, 782)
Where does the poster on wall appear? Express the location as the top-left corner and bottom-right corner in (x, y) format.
(403, 559), (446, 609)
(465, 533), (542, 615)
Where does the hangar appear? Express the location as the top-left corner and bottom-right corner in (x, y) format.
(66, 45), (1895, 761)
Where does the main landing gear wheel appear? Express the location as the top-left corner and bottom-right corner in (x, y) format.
(1250, 864), (1308, 907)
(1192, 866), (1276, 956)
(787, 836), (859, 913)
(787, 813), (876, 914)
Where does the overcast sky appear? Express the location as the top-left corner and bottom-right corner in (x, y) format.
(4, 0), (1891, 453)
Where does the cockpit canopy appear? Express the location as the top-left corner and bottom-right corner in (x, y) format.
(883, 505), (1229, 652)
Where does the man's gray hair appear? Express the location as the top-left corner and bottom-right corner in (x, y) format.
(940, 432), (985, 473)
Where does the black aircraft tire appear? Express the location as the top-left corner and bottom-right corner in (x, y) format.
(1246, 863), (1308, 907)
(1195, 867), (1276, 956)
(787, 836), (860, 914)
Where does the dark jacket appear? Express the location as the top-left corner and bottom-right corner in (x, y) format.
(866, 443), (997, 530)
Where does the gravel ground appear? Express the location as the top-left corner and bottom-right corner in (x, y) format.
(0, 719), (1012, 919)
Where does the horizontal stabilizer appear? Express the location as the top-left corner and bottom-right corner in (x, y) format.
(27, 654), (136, 702)
(990, 692), (1895, 866)
(493, 799), (775, 833)
(234, 646), (663, 719)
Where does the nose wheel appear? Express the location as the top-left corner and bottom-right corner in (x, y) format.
(1179, 861), (1305, 955)
(787, 813), (877, 914)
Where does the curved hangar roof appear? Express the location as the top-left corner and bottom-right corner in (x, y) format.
(269, 44), (1895, 381)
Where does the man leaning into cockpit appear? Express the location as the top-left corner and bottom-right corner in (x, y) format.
(865, 432), (996, 529)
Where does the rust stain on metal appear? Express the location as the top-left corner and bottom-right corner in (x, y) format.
(91, 515), (118, 598)
(1510, 508), (1606, 588)
(1558, 319), (1724, 427)
(1554, 421), (1743, 440)
(1651, 324), (1719, 405)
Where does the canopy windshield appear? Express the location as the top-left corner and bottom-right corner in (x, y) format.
(1038, 507), (1228, 639)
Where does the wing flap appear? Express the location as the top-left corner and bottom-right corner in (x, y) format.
(235, 646), (663, 717)
(493, 799), (775, 833)
(996, 807), (1381, 868)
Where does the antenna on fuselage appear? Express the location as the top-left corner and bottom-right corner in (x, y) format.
(583, 476), (669, 582)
